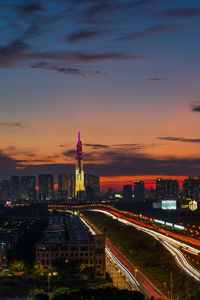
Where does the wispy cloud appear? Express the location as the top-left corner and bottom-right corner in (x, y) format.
(84, 143), (110, 149)
(0, 122), (22, 128)
(154, 8), (200, 18)
(67, 29), (105, 43)
(29, 62), (106, 78)
(190, 102), (200, 113)
(145, 77), (165, 81)
(157, 137), (200, 143)
(117, 24), (177, 41)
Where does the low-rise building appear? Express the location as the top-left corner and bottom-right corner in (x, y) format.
(35, 214), (105, 278)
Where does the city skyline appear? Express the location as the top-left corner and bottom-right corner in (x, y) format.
(0, 1), (200, 189)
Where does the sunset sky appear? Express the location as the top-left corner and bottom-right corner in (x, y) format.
(0, 0), (200, 189)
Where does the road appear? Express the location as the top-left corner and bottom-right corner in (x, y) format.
(89, 209), (200, 282)
(80, 215), (167, 300)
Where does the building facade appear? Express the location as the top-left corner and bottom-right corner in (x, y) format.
(183, 177), (200, 200)
(39, 174), (54, 201)
(156, 178), (179, 201)
(35, 214), (105, 278)
(134, 181), (145, 202)
(85, 174), (100, 196)
(20, 176), (36, 201)
(58, 174), (70, 200)
(122, 185), (132, 202)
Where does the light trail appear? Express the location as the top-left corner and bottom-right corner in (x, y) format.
(89, 209), (200, 282)
(80, 215), (167, 300)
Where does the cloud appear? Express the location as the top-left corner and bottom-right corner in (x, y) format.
(0, 150), (19, 176)
(11, 154), (200, 179)
(0, 40), (147, 68)
(62, 143), (153, 162)
(0, 40), (30, 67)
(62, 149), (76, 158)
(18, 2), (45, 16)
(117, 24), (177, 41)
(84, 143), (109, 149)
(0, 146), (200, 180)
(154, 8), (200, 18)
(67, 29), (105, 43)
(157, 137), (200, 143)
(29, 62), (106, 78)
(25, 51), (146, 62)
(191, 102), (200, 113)
(145, 77), (165, 81)
(0, 122), (23, 128)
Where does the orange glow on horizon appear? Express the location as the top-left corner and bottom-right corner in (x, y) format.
(100, 175), (187, 191)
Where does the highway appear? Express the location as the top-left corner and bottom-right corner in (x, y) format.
(80, 215), (167, 300)
(89, 209), (200, 282)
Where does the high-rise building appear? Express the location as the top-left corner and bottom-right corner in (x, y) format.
(0, 180), (11, 200)
(85, 186), (95, 202)
(183, 177), (200, 200)
(39, 174), (54, 201)
(20, 176), (36, 201)
(156, 178), (179, 200)
(134, 181), (145, 202)
(58, 174), (70, 200)
(70, 174), (76, 198)
(75, 132), (85, 196)
(27, 176), (36, 201)
(122, 185), (132, 202)
(85, 174), (100, 196)
(11, 176), (20, 200)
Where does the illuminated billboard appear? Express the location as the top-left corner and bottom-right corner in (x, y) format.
(161, 200), (177, 210)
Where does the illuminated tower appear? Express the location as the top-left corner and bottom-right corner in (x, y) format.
(75, 132), (85, 196)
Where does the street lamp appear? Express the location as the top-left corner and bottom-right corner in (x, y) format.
(134, 268), (138, 278)
(48, 271), (58, 300)
(48, 273), (52, 300)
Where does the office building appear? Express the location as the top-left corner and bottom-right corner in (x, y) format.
(10, 176), (20, 200)
(122, 185), (132, 202)
(58, 174), (70, 200)
(20, 176), (36, 201)
(75, 132), (85, 196)
(39, 174), (54, 201)
(183, 177), (200, 200)
(134, 181), (145, 202)
(156, 178), (179, 201)
(70, 174), (76, 198)
(0, 180), (11, 200)
(85, 185), (95, 202)
(85, 174), (100, 196)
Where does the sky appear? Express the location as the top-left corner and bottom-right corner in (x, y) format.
(0, 0), (200, 190)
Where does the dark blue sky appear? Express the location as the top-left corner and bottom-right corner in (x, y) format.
(0, 0), (200, 184)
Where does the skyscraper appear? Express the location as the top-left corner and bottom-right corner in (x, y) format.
(0, 180), (11, 200)
(20, 176), (36, 201)
(183, 177), (200, 200)
(156, 178), (179, 200)
(85, 174), (100, 196)
(75, 132), (85, 196)
(134, 181), (145, 202)
(58, 174), (70, 200)
(11, 176), (20, 200)
(122, 185), (132, 202)
(39, 174), (54, 201)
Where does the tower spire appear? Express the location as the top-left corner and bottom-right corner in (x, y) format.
(75, 132), (85, 196)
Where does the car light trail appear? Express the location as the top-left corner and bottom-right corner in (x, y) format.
(80, 215), (167, 300)
(89, 209), (200, 282)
